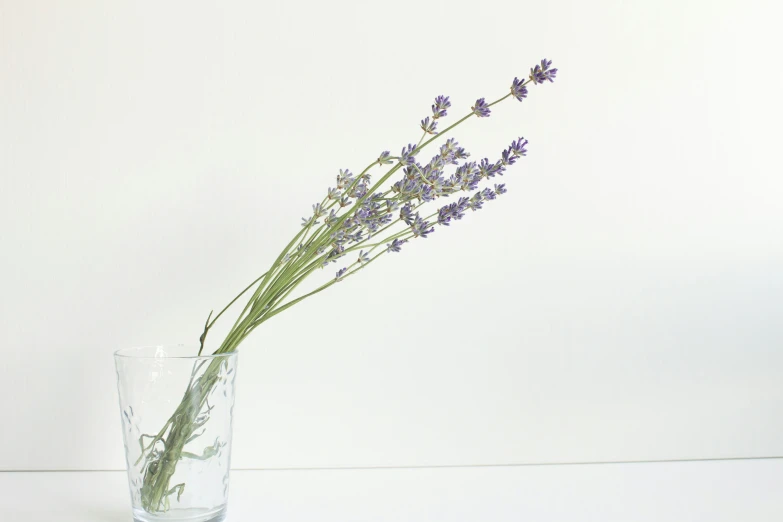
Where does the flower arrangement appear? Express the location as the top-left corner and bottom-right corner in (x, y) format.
(133, 58), (558, 513)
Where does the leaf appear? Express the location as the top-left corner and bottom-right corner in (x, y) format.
(180, 438), (224, 461)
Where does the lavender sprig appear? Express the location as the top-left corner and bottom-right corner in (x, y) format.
(420, 116), (438, 135)
(432, 95), (451, 119)
(471, 98), (491, 118)
(510, 77), (528, 101)
(529, 58), (558, 84)
(199, 58), (559, 356)
(139, 62), (559, 514)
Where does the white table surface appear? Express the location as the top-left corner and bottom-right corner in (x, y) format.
(1, 459), (781, 521)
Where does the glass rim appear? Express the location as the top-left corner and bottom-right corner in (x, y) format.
(113, 344), (238, 360)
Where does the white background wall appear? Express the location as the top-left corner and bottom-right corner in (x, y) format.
(1, 0), (781, 471)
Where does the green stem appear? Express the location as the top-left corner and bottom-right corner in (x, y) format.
(197, 271), (269, 355)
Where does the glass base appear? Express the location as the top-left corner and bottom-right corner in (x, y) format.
(133, 505), (226, 522)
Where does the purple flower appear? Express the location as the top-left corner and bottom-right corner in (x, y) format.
(495, 183), (507, 195)
(501, 148), (518, 166)
(471, 98), (491, 118)
(438, 144), (451, 162)
(419, 184), (436, 202)
(529, 58), (558, 84)
(432, 95), (451, 119)
(348, 182), (369, 199)
(440, 138), (456, 154)
(335, 267), (348, 280)
(428, 154), (446, 171)
(455, 162), (481, 191)
(468, 191), (484, 211)
(336, 169), (354, 189)
(400, 204), (415, 225)
(481, 187), (497, 201)
(437, 197), (470, 226)
(420, 116), (438, 135)
(355, 206), (371, 222)
(327, 187), (341, 200)
(325, 209), (339, 227)
(411, 216), (435, 238)
(325, 243), (345, 263)
(400, 144), (417, 166)
(331, 228), (346, 242)
(379, 213), (393, 226)
(478, 158), (492, 179)
(437, 205), (451, 226)
(393, 177), (419, 199)
(510, 137), (528, 157)
(429, 176), (446, 197)
(510, 77), (528, 101)
(439, 138), (469, 164)
(358, 250), (370, 264)
(479, 158), (503, 179)
(377, 151), (393, 165)
(386, 238), (407, 253)
(346, 230), (364, 243)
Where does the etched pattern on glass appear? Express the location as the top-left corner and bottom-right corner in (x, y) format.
(115, 346), (238, 522)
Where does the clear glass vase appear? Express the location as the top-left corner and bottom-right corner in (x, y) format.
(115, 345), (238, 522)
